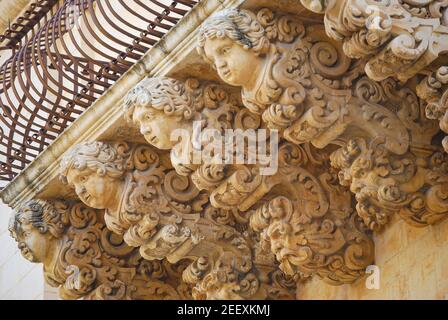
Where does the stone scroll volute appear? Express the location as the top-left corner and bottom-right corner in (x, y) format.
(299, 0), (448, 83)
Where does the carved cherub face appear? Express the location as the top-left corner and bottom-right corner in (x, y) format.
(15, 221), (51, 263)
(65, 167), (123, 210)
(132, 103), (189, 150)
(124, 77), (197, 151)
(9, 201), (63, 264)
(203, 36), (264, 89)
(61, 142), (128, 211)
(197, 9), (270, 91)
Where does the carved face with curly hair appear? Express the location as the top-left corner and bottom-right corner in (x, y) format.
(60, 141), (126, 210)
(123, 77), (196, 150)
(9, 200), (66, 263)
(197, 9), (270, 90)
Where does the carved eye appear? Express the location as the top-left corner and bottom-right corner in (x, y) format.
(221, 47), (231, 55)
(79, 176), (88, 183)
(144, 111), (155, 121)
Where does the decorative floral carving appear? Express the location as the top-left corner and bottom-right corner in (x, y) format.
(417, 66), (448, 152)
(274, 144), (374, 283)
(123, 76), (269, 194)
(207, 141), (375, 284)
(121, 70), (376, 284)
(331, 138), (448, 230)
(250, 195), (374, 284)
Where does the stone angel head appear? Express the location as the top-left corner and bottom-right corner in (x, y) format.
(9, 200), (68, 264)
(123, 77), (199, 150)
(197, 8), (307, 124)
(197, 9), (270, 91)
(60, 141), (128, 211)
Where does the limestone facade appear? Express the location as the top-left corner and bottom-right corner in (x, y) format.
(1, 0), (448, 300)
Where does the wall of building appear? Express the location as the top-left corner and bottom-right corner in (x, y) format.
(0, 201), (59, 300)
(296, 215), (448, 300)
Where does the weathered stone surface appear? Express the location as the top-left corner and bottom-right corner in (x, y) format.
(197, 7), (448, 231)
(9, 199), (188, 300)
(58, 141), (295, 300)
(3, 0), (448, 301)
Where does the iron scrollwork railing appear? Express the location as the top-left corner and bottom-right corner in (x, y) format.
(0, 0), (198, 187)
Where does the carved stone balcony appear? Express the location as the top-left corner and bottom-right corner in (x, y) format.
(1, 0), (448, 300)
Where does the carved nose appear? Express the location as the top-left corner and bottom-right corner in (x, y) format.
(216, 59), (227, 68)
(75, 185), (85, 195)
(141, 126), (152, 135)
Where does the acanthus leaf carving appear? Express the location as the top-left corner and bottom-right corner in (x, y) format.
(300, 0), (448, 83)
(121, 73), (373, 285)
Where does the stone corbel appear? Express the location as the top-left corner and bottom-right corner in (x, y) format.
(300, 1), (448, 158)
(196, 7), (448, 231)
(121, 75), (375, 285)
(300, 0), (448, 83)
(59, 141), (295, 300)
(9, 199), (188, 300)
(211, 142), (375, 285)
(417, 66), (448, 152)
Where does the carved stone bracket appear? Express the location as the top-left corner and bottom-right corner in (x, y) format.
(122, 75), (375, 285)
(211, 142), (375, 284)
(59, 141), (295, 300)
(9, 200), (188, 300)
(298, 1), (448, 154)
(8, 2), (448, 300)
(196, 7), (448, 231)
(300, 0), (448, 83)
(417, 66), (448, 152)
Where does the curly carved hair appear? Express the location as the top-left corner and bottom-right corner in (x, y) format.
(60, 141), (128, 184)
(123, 77), (196, 123)
(9, 200), (68, 240)
(197, 9), (270, 65)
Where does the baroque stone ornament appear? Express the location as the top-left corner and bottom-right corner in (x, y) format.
(123, 77), (374, 285)
(121, 78), (374, 284)
(123, 76), (276, 192)
(197, 7), (448, 231)
(60, 141), (295, 300)
(9, 199), (187, 300)
(219, 142), (375, 284)
(417, 66), (448, 152)
(298, 1), (448, 153)
(299, 0), (448, 83)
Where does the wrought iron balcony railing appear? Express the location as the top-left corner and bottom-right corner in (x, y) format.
(0, 0), (198, 187)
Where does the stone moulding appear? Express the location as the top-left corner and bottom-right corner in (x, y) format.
(9, 199), (190, 300)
